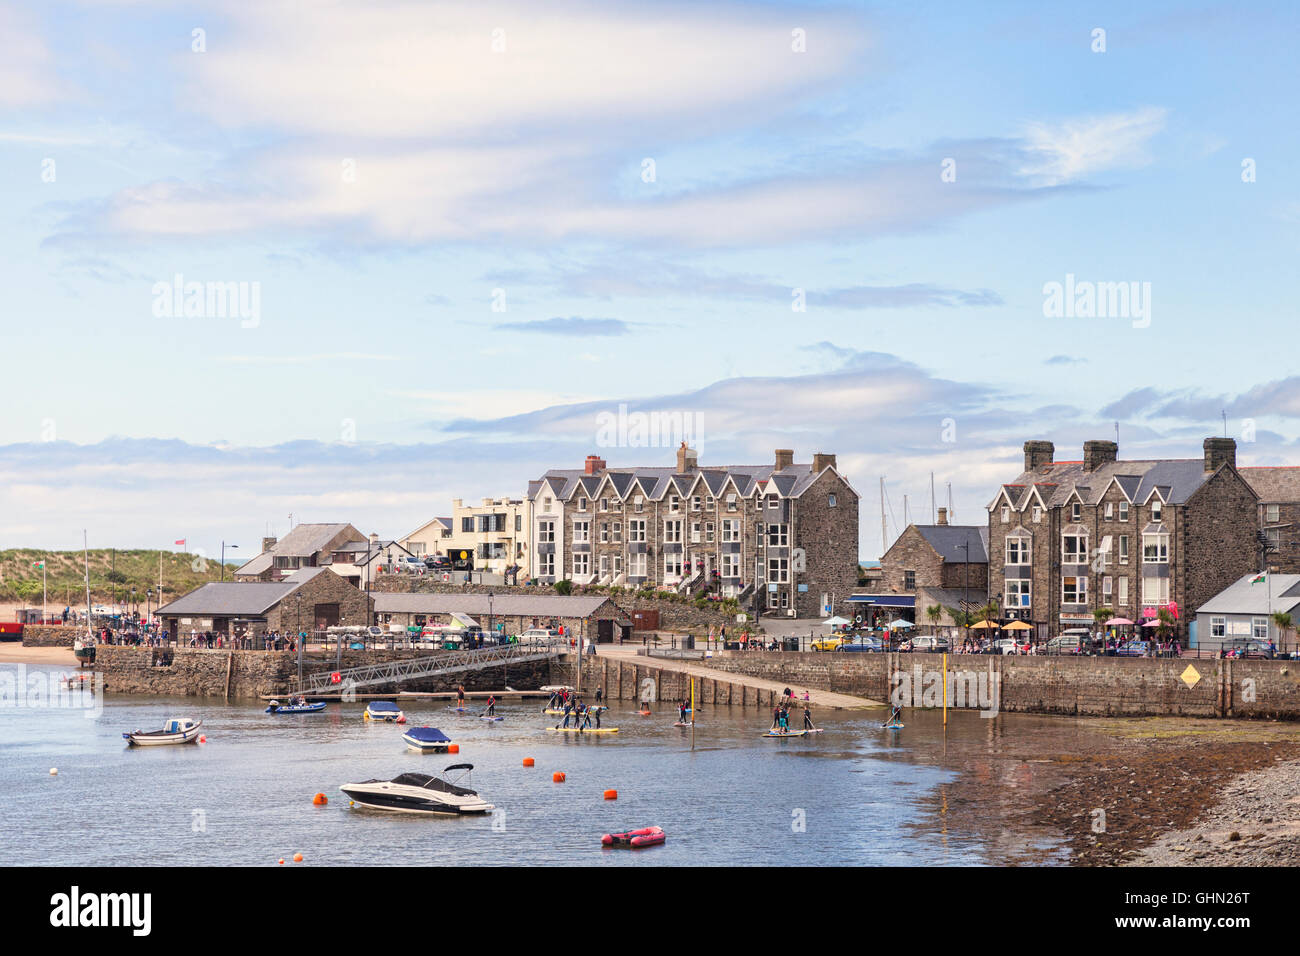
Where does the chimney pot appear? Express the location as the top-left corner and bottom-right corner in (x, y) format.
(584, 454), (607, 476)
(677, 444), (698, 473)
(812, 452), (837, 473)
(1083, 440), (1118, 472)
(936, 507), (948, 526)
(1023, 440), (1055, 473)
(1204, 437), (1237, 473)
(774, 448), (795, 472)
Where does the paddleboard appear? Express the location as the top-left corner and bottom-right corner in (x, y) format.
(673, 721), (694, 727)
(637, 710), (652, 716)
(761, 729), (808, 738)
(546, 726), (619, 734)
(479, 715), (502, 722)
(882, 723), (904, 730)
(447, 707), (472, 713)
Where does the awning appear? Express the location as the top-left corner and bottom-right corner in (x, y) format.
(1004, 620), (1033, 631)
(854, 595), (915, 608)
(970, 620), (999, 630)
(1106, 617), (1135, 626)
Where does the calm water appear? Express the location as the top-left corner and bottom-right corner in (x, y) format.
(1, 665), (1069, 866)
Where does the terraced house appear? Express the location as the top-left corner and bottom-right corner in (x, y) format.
(525, 445), (859, 619)
(987, 438), (1258, 642)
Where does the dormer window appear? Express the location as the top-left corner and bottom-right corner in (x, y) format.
(633, 495), (644, 513)
(1070, 502), (1082, 522)
(1151, 500), (1163, 522)
(669, 495), (680, 513)
(578, 498), (588, 512)
(1000, 506), (1010, 523)
(726, 494), (738, 511)
(600, 498), (609, 512)
(1104, 502), (1113, 520)
(1032, 506), (1042, 524)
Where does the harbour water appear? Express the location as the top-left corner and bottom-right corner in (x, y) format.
(2, 665), (1073, 866)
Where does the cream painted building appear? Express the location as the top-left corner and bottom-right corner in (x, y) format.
(403, 499), (531, 576)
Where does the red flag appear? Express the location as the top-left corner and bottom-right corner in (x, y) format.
(174, 539), (186, 547)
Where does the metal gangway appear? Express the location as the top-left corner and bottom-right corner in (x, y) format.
(294, 641), (567, 694)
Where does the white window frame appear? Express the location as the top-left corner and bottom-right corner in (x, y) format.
(1062, 576), (1088, 604)
(1211, 616), (1225, 638)
(1151, 500), (1163, 522)
(572, 520), (590, 544)
(628, 520), (646, 543)
(1117, 577), (1128, 606)
(1006, 579), (1031, 609)
(1142, 533), (1169, 564)
(572, 552), (590, 576)
(538, 520), (555, 544)
(767, 524), (789, 547)
(768, 557), (789, 584)
(1005, 537), (1031, 566)
(1062, 534), (1088, 565)
(1118, 501), (1129, 521)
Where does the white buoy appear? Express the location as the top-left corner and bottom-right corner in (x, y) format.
(49, 768), (58, 775)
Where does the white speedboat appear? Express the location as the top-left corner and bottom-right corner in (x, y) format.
(123, 718), (202, 746)
(402, 726), (453, 753)
(341, 764), (493, 815)
(363, 701), (405, 722)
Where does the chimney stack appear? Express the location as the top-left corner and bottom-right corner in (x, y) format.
(1204, 437), (1237, 473)
(1083, 440), (1118, 472)
(676, 442), (698, 473)
(262, 536), (278, 553)
(584, 454), (607, 476)
(774, 448), (795, 472)
(936, 507), (949, 526)
(1023, 440), (1055, 473)
(812, 452), (837, 473)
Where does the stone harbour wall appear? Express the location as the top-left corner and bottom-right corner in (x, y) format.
(20, 625), (86, 647)
(555, 652), (1300, 719)
(93, 646), (550, 700)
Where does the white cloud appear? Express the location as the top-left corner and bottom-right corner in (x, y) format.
(1020, 107), (1168, 185)
(0, 3), (61, 108)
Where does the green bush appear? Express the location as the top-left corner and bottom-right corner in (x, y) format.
(554, 579), (573, 595)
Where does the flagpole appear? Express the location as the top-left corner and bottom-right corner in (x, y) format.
(42, 558), (47, 624)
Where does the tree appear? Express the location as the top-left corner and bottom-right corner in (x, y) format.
(1093, 607), (1114, 626)
(1272, 611), (1294, 653)
(926, 604), (942, 635)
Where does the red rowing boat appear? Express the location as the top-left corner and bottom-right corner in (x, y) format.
(602, 826), (666, 848)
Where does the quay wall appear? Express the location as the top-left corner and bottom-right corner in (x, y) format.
(92, 646), (550, 700)
(555, 652), (1300, 719)
(21, 625), (85, 647)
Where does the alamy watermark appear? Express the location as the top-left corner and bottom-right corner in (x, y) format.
(0, 665), (103, 718)
(152, 274), (260, 328)
(595, 404), (704, 450)
(890, 665), (1001, 717)
(1042, 273), (1150, 329)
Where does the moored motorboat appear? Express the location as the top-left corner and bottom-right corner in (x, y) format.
(265, 697), (326, 714)
(402, 726), (453, 753)
(341, 764), (493, 815)
(364, 701), (405, 722)
(123, 718), (202, 746)
(602, 826), (665, 848)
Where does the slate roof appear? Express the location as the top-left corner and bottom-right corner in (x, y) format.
(157, 582), (299, 616)
(530, 456), (848, 504)
(1197, 573), (1300, 616)
(914, 525), (989, 563)
(373, 593), (625, 618)
(234, 522), (363, 575)
(993, 458), (1239, 510)
(1240, 467), (1300, 503)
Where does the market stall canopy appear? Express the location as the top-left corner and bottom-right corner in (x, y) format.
(1003, 620), (1033, 631)
(822, 616), (852, 627)
(1106, 617), (1136, 626)
(887, 619), (915, 628)
(970, 620), (999, 629)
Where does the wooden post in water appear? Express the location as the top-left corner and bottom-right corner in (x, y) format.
(942, 652), (947, 728)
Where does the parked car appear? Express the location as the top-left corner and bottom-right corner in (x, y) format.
(1044, 635), (1083, 655)
(400, 557), (426, 573)
(424, 555), (452, 570)
(837, 636), (884, 653)
(519, 628), (562, 645)
(910, 635), (950, 653)
(810, 635), (845, 652)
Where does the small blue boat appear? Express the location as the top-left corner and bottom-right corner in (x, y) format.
(403, 726), (453, 753)
(265, 697), (326, 715)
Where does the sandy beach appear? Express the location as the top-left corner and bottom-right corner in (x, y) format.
(0, 645), (79, 666)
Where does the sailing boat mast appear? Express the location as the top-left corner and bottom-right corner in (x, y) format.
(879, 477), (887, 557)
(930, 472), (936, 524)
(83, 530), (93, 638)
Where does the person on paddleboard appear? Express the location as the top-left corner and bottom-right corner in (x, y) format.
(679, 699), (689, 723)
(456, 685), (466, 709)
(803, 705), (815, 730)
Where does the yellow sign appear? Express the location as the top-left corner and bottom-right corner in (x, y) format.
(459, 551), (468, 559)
(1180, 664), (1201, 689)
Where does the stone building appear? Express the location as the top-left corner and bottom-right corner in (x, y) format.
(1238, 467), (1300, 573)
(156, 567), (374, 640)
(233, 523), (366, 582)
(987, 437), (1259, 642)
(869, 509), (989, 629)
(525, 446), (859, 619)
(373, 593), (632, 644)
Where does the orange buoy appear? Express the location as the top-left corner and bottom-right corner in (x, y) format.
(198, 735), (207, 743)
(604, 789), (618, 800)
(553, 771), (566, 783)
(293, 852), (303, 863)
(312, 793), (327, 806)
(278, 858), (285, 865)
(523, 757), (535, 767)
(448, 744), (459, 753)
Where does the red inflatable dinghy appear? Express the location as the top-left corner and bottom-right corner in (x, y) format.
(602, 826), (666, 848)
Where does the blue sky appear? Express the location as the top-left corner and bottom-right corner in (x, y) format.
(2, 0), (1297, 559)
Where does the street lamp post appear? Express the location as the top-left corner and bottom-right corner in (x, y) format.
(221, 542), (239, 581)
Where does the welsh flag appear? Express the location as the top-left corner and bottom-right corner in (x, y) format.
(31, 561), (44, 570)
(1251, 572), (1267, 584)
